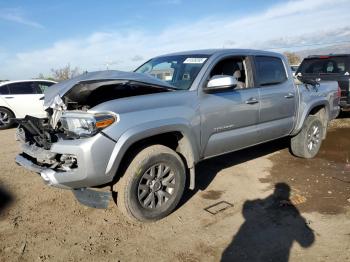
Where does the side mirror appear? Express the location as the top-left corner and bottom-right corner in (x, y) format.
(204, 75), (238, 92)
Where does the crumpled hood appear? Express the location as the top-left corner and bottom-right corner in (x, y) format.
(44, 70), (175, 108)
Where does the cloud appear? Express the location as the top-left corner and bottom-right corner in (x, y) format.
(0, 8), (44, 29)
(259, 26), (350, 50)
(131, 55), (144, 62)
(2, 0), (350, 79)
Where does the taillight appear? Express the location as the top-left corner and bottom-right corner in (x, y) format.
(337, 86), (341, 98)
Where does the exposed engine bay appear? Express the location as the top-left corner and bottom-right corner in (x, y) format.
(62, 80), (171, 110)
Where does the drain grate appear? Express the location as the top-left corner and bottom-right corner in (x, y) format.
(204, 201), (234, 215)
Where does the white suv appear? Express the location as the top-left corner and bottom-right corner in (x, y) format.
(0, 80), (56, 129)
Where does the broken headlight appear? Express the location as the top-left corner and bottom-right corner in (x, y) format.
(60, 112), (118, 137)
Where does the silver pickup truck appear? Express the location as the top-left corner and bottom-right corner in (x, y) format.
(15, 49), (340, 222)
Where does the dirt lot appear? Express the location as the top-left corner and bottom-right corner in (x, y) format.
(0, 116), (349, 262)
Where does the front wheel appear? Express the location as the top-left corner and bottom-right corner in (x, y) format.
(290, 115), (324, 158)
(114, 145), (186, 222)
(0, 108), (14, 130)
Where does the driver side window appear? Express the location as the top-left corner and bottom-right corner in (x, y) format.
(210, 57), (250, 89)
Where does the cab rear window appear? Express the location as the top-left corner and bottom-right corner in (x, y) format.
(298, 56), (350, 74)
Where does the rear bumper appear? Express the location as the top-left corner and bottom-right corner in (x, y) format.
(15, 133), (116, 189)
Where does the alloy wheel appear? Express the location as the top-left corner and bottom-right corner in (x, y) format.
(307, 123), (321, 153)
(137, 163), (176, 209)
(0, 111), (10, 127)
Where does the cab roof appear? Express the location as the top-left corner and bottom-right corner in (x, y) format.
(0, 79), (57, 86)
(156, 48), (284, 58)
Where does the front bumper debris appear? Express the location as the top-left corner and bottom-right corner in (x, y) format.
(15, 154), (111, 208)
(15, 154), (45, 174)
(21, 142), (57, 165)
(15, 133), (117, 189)
(15, 154), (70, 189)
(72, 188), (111, 209)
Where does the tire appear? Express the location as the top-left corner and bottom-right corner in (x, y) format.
(114, 145), (186, 222)
(0, 108), (15, 130)
(291, 115), (324, 158)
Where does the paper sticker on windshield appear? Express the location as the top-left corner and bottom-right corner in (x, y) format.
(184, 58), (207, 64)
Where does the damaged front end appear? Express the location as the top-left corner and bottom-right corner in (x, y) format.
(15, 103), (118, 189)
(15, 114), (78, 188)
(15, 70), (173, 190)
(15, 94), (90, 175)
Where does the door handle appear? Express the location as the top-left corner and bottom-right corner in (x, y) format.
(4, 96), (14, 99)
(284, 93), (294, 99)
(245, 98), (259, 104)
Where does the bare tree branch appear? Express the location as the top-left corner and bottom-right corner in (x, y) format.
(283, 52), (301, 65)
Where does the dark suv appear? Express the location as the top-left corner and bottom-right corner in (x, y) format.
(296, 54), (350, 110)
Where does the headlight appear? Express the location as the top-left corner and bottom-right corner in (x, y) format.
(60, 112), (118, 137)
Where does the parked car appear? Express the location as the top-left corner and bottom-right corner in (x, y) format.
(290, 64), (299, 76)
(15, 49), (340, 222)
(0, 80), (57, 129)
(296, 54), (350, 110)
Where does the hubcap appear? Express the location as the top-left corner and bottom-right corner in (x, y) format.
(137, 163), (176, 209)
(0, 111), (9, 126)
(307, 123), (321, 152)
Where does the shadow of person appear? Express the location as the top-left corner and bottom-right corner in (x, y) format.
(221, 183), (315, 262)
(0, 185), (13, 216)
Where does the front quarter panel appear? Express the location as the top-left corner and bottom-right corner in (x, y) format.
(90, 90), (201, 178)
(104, 119), (200, 178)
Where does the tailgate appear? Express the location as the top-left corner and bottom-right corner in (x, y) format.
(301, 74), (350, 106)
(319, 75), (350, 107)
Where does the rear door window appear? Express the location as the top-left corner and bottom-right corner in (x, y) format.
(298, 56), (350, 74)
(0, 85), (9, 95)
(36, 81), (55, 93)
(255, 56), (287, 86)
(8, 82), (38, 94)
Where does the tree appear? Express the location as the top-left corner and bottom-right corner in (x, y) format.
(283, 52), (301, 65)
(50, 64), (80, 81)
(38, 64), (80, 82)
(37, 73), (56, 82)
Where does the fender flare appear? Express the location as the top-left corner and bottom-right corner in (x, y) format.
(104, 118), (200, 182)
(292, 99), (330, 136)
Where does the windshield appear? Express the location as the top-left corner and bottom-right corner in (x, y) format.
(135, 55), (210, 90)
(297, 56), (350, 75)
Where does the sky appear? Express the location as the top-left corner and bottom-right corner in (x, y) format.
(0, 0), (350, 79)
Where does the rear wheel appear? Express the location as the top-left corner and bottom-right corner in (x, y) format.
(0, 108), (14, 130)
(291, 115), (324, 158)
(114, 145), (186, 222)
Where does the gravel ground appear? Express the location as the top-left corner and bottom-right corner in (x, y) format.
(0, 118), (349, 262)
